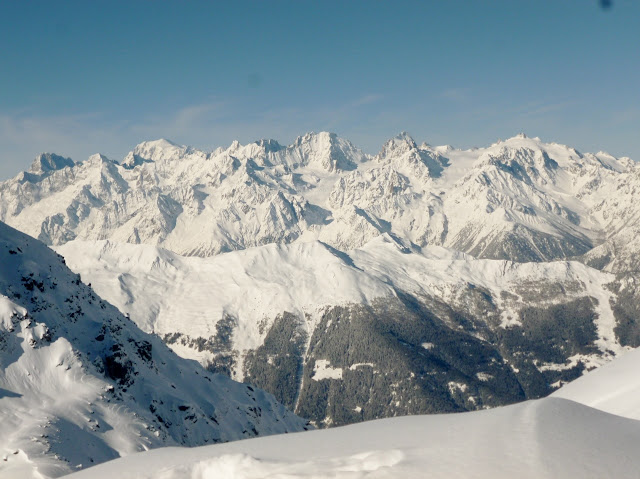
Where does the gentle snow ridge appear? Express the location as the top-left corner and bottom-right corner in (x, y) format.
(64, 397), (640, 479)
(553, 346), (640, 420)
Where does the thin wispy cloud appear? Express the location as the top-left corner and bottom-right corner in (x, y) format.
(515, 100), (576, 116)
(173, 102), (227, 129)
(440, 87), (471, 102)
(350, 94), (384, 107)
(0, 93), (390, 178)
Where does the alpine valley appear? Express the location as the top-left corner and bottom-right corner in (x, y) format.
(2, 131), (640, 437)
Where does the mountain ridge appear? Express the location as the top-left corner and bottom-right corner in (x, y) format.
(1, 131), (636, 269)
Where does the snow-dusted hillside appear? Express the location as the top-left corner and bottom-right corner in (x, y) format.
(0, 222), (309, 479)
(1, 132), (636, 266)
(64, 396), (640, 479)
(55, 234), (633, 427)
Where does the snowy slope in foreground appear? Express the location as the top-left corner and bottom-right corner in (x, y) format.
(0, 221), (308, 479)
(66, 397), (640, 479)
(553, 346), (640, 420)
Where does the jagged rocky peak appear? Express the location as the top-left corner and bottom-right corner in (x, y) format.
(377, 132), (419, 161)
(291, 131), (364, 172)
(226, 139), (242, 154)
(86, 153), (115, 165)
(28, 152), (74, 175)
(1, 131), (635, 266)
(130, 138), (187, 163)
(375, 132), (448, 179)
(254, 138), (284, 153)
(121, 151), (146, 169)
(225, 139), (286, 168)
(487, 136), (633, 175)
(473, 146), (560, 184)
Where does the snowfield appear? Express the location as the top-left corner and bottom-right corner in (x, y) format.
(553, 345), (640, 420)
(64, 397), (640, 479)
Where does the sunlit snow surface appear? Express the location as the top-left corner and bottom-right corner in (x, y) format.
(553, 345), (640, 420)
(65, 397), (640, 479)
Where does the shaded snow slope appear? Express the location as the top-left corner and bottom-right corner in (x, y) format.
(66, 397), (640, 479)
(0, 222), (308, 479)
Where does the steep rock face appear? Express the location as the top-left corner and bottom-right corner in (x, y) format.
(580, 166), (640, 273)
(0, 222), (308, 479)
(375, 131), (448, 179)
(27, 153), (75, 177)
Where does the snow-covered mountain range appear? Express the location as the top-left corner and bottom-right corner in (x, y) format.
(0, 222), (308, 479)
(1, 132), (637, 267)
(2, 131), (640, 428)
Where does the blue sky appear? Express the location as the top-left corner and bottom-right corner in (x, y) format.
(0, 0), (638, 178)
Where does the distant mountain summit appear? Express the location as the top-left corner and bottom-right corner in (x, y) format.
(0, 132), (635, 268)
